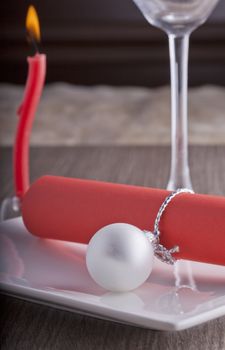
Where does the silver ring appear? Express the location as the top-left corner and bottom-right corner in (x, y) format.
(145, 188), (194, 265)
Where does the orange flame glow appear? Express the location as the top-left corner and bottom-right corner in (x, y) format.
(26, 5), (41, 42)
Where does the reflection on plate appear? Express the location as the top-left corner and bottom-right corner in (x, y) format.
(0, 218), (225, 331)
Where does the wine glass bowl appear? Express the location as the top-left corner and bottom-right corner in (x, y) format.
(132, 0), (220, 190)
(133, 0), (220, 33)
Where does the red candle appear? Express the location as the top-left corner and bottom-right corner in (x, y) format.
(14, 6), (46, 199)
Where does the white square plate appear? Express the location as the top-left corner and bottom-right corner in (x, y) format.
(0, 218), (225, 331)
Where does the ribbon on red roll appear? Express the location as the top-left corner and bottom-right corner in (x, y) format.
(22, 175), (225, 266)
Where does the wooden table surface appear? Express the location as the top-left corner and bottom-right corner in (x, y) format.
(1, 146), (225, 350)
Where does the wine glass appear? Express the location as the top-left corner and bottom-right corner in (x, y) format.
(132, 0), (220, 190)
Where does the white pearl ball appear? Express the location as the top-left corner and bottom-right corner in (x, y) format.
(86, 223), (154, 292)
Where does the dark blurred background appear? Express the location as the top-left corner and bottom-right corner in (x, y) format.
(0, 0), (225, 87)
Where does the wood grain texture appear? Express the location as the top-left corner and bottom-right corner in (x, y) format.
(1, 145), (225, 350)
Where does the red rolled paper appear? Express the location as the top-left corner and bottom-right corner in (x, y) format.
(22, 175), (225, 266)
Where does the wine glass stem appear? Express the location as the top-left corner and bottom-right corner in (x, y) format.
(167, 33), (193, 191)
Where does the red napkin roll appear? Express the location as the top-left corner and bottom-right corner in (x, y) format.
(22, 175), (225, 266)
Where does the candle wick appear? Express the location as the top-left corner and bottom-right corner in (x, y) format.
(27, 33), (40, 54)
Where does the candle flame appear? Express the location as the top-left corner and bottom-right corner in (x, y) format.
(26, 5), (41, 42)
